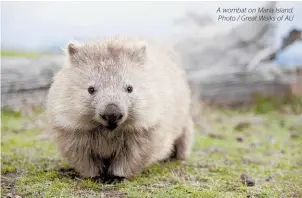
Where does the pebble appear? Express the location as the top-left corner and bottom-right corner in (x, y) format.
(265, 176), (272, 182)
(240, 173), (255, 187)
(5, 193), (22, 198)
(290, 133), (299, 139)
(236, 136), (244, 142)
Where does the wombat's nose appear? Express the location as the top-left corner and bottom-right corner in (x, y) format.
(100, 104), (123, 123)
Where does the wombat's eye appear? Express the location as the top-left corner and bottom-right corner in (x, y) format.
(88, 86), (95, 95)
(126, 85), (133, 93)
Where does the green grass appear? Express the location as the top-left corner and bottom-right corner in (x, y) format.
(1, 50), (45, 58)
(1, 101), (302, 198)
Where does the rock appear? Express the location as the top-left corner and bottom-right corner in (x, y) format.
(265, 176), (273, 182)
(1, 55), (63, 93)
(5, 193), (22, 198)
(290, 133), (299, 139)
(174, 2), (276, 72)
(1, 55), (64, 108)
(173, 1), (300, 107)
(240, 173), (255, 187)
(236, 136), (244, 142)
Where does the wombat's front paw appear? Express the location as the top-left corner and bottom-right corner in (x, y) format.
(102, 174), (125, 184)
(90, 175), (104, 183)
(58, 168), (81, 179)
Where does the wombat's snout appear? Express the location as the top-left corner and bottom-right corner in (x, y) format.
(100, 104), (124, 129)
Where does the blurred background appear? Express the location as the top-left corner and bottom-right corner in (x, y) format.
(1, 1), (302, 109)
(1, 2), (302, 197)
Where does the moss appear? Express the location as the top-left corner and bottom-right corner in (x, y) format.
(1, 165), (17, 174)
(80, 179), (102, 189)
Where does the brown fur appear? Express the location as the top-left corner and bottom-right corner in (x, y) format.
(46, 35), (194, 179)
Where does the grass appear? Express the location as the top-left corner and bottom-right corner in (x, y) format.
(1, 50), (47, 58)
(1, 99), (302, 198)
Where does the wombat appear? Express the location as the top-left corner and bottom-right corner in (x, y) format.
(46, 36), (194, 181)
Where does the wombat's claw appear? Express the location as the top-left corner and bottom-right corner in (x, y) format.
(102, 174), (125, 184)
(58, 167), (75, 173)
(90, 175), (104, 183)
(58, 168), (80, 179)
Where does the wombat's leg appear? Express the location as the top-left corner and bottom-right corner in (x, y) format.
(62, 149), (103, 178)
(173, 118), (194, 160)
(108, 141), (150, 179)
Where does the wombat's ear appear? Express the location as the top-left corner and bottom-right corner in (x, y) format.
(64, 41), (83, 67)
(131, 42), (146, 62)
(137, 44), (146, 57)
(65, 41), (81, 56)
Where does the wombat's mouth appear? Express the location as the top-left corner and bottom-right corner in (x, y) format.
(91, 120), (120, 132)
(106, 123), (118, 131)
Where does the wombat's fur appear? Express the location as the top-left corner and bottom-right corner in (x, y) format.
(46, 36), (194, 180)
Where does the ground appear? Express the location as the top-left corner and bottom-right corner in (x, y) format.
(1, 97), (302, 198)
